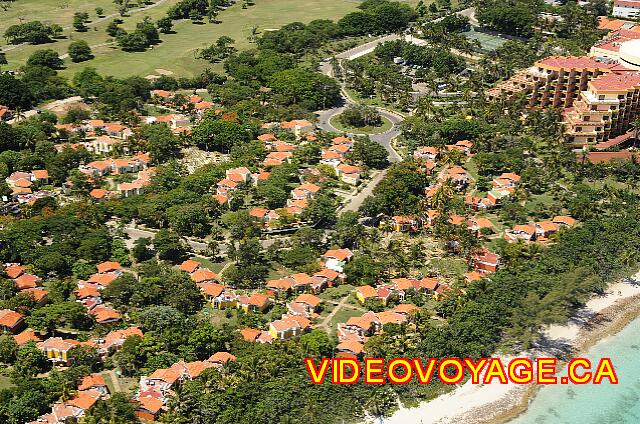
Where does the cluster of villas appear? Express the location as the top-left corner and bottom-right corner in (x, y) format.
(5, 169), (54, 205)
(73, 261), (125, 325)
(504, 215), (577, 243)
(335, 305), (419, 358)
(319, 136), (363, 185)
(134, 351), (236, 421)
(26, 327), (144, 423)
(55, 120), (133, 146)
(29, 373), (111, 424)
(179, 249), (354, 344)
(151, 89), (215, 117)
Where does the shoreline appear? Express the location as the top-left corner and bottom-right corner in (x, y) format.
(382, 275), (640, 424)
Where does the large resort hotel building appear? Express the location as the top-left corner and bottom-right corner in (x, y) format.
(487, 25), (640, 147)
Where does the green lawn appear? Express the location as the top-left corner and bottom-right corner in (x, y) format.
(0, 373), (14, 390)
(4, 0), (370, 78)
(330, 113), (393, 135)
(0, 0), (120, 35)
(329, 307), (362, 327)
(193, 256), (225, 273)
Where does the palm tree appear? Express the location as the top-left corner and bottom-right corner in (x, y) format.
(631, 117), (640, 149)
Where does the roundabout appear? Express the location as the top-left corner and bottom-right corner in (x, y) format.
(328, 112), (394, 135)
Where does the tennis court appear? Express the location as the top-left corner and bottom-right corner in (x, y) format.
(463, 27), (508, 52)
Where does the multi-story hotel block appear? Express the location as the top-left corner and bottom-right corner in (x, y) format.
(564, 72), (640, 145)
(487, 26), (640, 147)
(487, 56), (622, 110)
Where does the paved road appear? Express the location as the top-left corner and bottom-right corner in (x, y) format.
(122, 224), (279, 254)
(328, 8), (477, 62)
(315, 99), (403, 163)
(339, 169), (389, 214)
(1, 0), (171, 54)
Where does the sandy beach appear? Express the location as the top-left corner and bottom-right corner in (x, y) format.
(382, 274), (640, 424)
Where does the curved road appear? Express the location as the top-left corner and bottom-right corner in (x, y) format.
(316, 99), (403, 163)
(315, 7), (477, 164)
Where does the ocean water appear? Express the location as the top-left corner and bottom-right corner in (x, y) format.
(509, 317), (640, 424)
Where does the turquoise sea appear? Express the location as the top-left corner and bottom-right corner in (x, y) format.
(509, 316), (640, 424)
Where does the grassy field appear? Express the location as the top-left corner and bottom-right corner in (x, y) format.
(3, 0), (374, 78)
(4, 0), (422, 78)
(0, 0), (119, 35)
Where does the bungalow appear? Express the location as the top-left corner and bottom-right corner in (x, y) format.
(336, 164), (361, 185)
(240, 327), (262, 342)
(0, 309), (25, 334)
(199, 283), (237, 309)
(423, 161), (437, 175)
(268, 315), (311, 340)
(118, 180), (145, 197)
(89, 188), (116, 202)
(485, 188), (511, 207)
(413, 146), (439, 161)
(23, 288), (49, 304)
(37, 337), (81, 364)
(320, 150), (343, 167)
(78, 374), (109, 396)
(288, 273), (312, 292)
(470, 248), (500, 274)
(0, 105), (12, 121)
(207, 351), (237, 366)
(238, 293), (270, 313)
(418, 277), (439, 292)
(4, 263), (25, 279)
(151, 89), (175, 102)
(273, 141), (297, 152)
(281, 119), (314, 137)
(226, 167), (252, 184)
(249, 207), (269, 224)
(441, 167), (472, 191)
(135, 396), (165, 421)
(96, 261), (122, 274)
(314, 267), (342, 287)
(467, 217), (495, 233)
(393, 303), (419, 316)
(336, 339), (365, 358)
(291, 183), (321, 200)
(553, 215), (576, 228)
(288, 293), (322, 316)
(190, 268), (220, 284)
(266, 278), (294, 296)
(179, 259), (201, 274)
(85, 135), (121, 154)
(143, 366), (181, 393)
(87, 272), (119, 289)
(391, 215), (421, 232)
(355, 285), (377, 304)
(505, 224), (537, 242)
(89, 306), (122, 325)
(95, 327), (143, 356)
(216, 178), (239, 195)
(464, 271), (484, 284)
(14, 329), (42, 346)
(15, 273), (41, 290)
(454, 139), (473, 155)
(322, 249), (353, 273)
(533, 221), (559, 238)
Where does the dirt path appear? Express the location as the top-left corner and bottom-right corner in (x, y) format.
(318, 296), (364, 331)
(107, 369), (123, 392)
